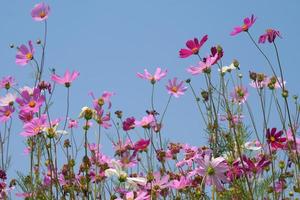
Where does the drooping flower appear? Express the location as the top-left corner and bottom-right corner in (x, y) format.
(166, 78), (187, 98)
(16, 88), (45, 113)
(0, 76), (16, 90)
(179, 35), (208, 58)
(259, 29), (281, 43)
(195, 155), (228, 191)
(31, 2), (50, 21)
(0, 106), (14, 123)
(230, 14), (256, 36)
(0, 93), (17, 107)
(137, 67), (167, 83)
(20, 115), (47, 137)
(51, 69), (80, 87)
(187, 53), (218, 75)
(266, 128), (286, 150)
(16, 41), (34, 66)
(122, 117), (135, 131)
(230, 86), (248, 104)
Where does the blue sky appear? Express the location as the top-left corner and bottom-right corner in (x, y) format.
(0, 1), (300, 177)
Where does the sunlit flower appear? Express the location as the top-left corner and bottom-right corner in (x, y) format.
(31, 2), (50, 21)
(51, 69), (80, 87)
(230, 86), (248, 104)
(16, 41), (34, 66)
(230, 14), (256, 36)
(187, 53), (218, 75)
(20, 115), (47, 137)
(179, 35), (208, 58)
(0, 76), (16, 90)
(0, 93), (17, 107)
(137, 67), (167, 83)
(166, 78), (187, 98)
(266, 128), (286, 150)
(259, 29), (281, 43)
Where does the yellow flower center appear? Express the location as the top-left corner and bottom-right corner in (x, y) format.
(4, 110), (11, 117)
(34, 126), (41, 133)
(242, 24), (248, 31)
(171, 86), (178, 93)
(192, 47), (199, 54)
(270, 136), (276, 142)
(26, 53), (33, 60)
(207, 166), (215, 176)
(39, 11), (46, 18)
(28, 101), (36, 108)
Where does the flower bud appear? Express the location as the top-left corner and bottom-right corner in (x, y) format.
(282, 90), (289, 98)
(249, 71), (257, 81)
(233, 59), (239, 68)
(279, 160), (285, 169)
(114, 110), (123, 119)
(185, 78), (191, 83)
(201, 90), (209, 101)
(9, 44), (14, 48)
(36, 39), (41, 45)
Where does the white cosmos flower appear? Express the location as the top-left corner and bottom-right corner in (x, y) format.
(105, 160), (147, 187)
(0, 93), (17, 106)
(219, 63), (237, 73)
(244, 140), (262, 151)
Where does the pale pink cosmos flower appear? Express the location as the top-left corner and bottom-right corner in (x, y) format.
(20, 115), (47, 137)
(0, 76), (16, 90)
(134, 114), (154, 128)
(137, 67), (167, 83)
(166, 78), (187, 98)
(68, 118), (78, 128)
(230, 14), (256, 36)
(219, 114), (244, 125)
(51, 69), (80, 87)
(89, 91), (115, 109)
(94, 108), (111, 129)
(170, 176), (190, 190)
(0, 93), (17, 106)
(0, 106), (14, 123)
(116, 191), (149, 200)
(179, 35), (208, 58)
(230, 86), (249, 104)
(187, 53), (218, 75)
(146, 172), (170, 193)
(31, 2), (50, 21)
(195, 155), (228, 191)
(16, 41), (34, 66)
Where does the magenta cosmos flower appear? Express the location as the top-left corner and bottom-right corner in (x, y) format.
(51, 69), (80, 87)
(179, 35), (208, 58)
(16, 41), (34, 66)
(31, 2), (50, 21)
(266, 128), (286, 150)
(242, 155), (270, 175)
(196, 155), (228, 191)
(230, 86), (249, 104)
(122, 117), (135, 131)
(16, 88), (45, 113)
(0, 76), (16, 90)
(166, 78), (187, 98)
(187, 53), (218, 75)
(20, 115), (47, 137)
(230, 14), (256, 36)
(137, 67), (167, 83)
(259, 29), (281, 44)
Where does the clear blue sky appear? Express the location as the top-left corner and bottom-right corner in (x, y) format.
(0, 1), (299, 177)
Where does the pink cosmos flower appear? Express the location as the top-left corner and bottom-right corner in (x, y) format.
(16, 88), (45, 113)
(230, 14), (256, 36)
(122, 117), (135, 131)
(0, 76), (16, 90)
(259, 29), (281, 44)
(187, 53), (218, 75)
(18, 110), (34, 123)
(230, 86), (249, 104)
(135, 114), (155, 128)
(16, 41), (34, 66)
(170, 176), (190, 190)
(94, 108), (111, 129)
(20, 115), (47, 137)
(116, 191), (149, 200)
(137, 67), (167, 83)
(89, 91), (115, 109)
(179, 35), (208, 58)
(31, 2), (50, 21)
(51, 69), (80, 87)
(147, 172), (170, 193)
(166, 78), (187, 98)
(266, 128), (286, 150)
(0, 106), (14, 123)
(285, 127), (300, 152)
(195, 155), (228, 191)
(227, 160), (243, 181)
(134, 139), (150, 152)
(68, 118), (78, 128)
(219, 114), (244, 125)
(242, 155), (270, 175)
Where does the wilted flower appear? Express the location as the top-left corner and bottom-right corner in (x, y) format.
(179, 35), (208, 58)
(230, 14), (256, 36)
(31, 2), (50, 21)
(16, 41), (34, 66)
(166, 78), (187, 98)
(259, 29), (281, 44)
(137, 67), (167, 83)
